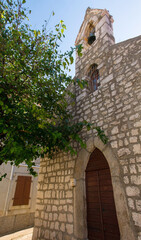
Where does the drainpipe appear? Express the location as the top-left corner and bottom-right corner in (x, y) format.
(3, 164), (15, 216)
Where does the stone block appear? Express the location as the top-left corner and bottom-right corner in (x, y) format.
(124, 176), (129, 184)
(129, 165), (137, 174)
(133, 144), (141, 154)
(37, 191), (43, 199)
(137, 164), (141, 172)
(132, 212), (141, 227)
(131, 129), (139, 136)
(134, 121), (141, 127)
(45, 191), (51, 198)
(50, 222), (55, 229)
(66, 224), (73, 235)
(49, 213), (53, 221)
(111, 126), (119, 135)
(126, 186), (140, 196)
(136, 156), (141, 163)
(96, 14), (110, 29)
(65, 191), (73, 198)
(123, 166), (128, 174)
(102, 73), (113, 85)
(114, 56), (122, 64)
(136, 200), (141, 211)
(58, 213), (67, 222)
(131, 175), (141, 185)
(118, 148), (131, 157)
(128, 198), (135, 209)
(130, 137), (137, 143)
(60, 223), (65, 232)
(53, 213), (58, 221)
(45, 229), (50, 239)
(67, 213), (73, 223)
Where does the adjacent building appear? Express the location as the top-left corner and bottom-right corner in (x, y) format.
(0, 160), (39, 236)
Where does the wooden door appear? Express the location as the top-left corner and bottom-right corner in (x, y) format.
(86, 148), (120, 240)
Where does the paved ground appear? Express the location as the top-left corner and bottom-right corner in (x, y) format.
(0, 228), (33, 240)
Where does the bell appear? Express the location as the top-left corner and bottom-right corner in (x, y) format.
(87, 32), (96, 45)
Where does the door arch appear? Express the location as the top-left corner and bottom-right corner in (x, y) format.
(86, 148), (120, 240)
(74, 136), (135, 240)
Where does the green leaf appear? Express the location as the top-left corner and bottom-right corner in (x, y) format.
(0, 101), (3, 106)
(69, 56), (74, 64)
(63, 61), (66, 69)
(61, 28), (64, 34)
(3, 129), (7, 134)
(76, 44), (83, 56)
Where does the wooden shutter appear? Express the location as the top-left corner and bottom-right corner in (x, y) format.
(13, 176), (32, 206)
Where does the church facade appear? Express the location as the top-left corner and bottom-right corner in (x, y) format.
(33, 8), (141, 240)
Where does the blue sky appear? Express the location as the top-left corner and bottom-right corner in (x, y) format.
(26, 0), (141, 76)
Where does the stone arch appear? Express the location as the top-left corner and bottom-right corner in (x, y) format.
(73, 136), (135, 240)
(84, 59), (101, 80)
(86, 63), (98, 75)
(84, 21), (96, 45)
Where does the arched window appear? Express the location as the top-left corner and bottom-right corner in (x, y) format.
(88, 64), (100, 91)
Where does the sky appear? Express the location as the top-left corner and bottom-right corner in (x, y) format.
(25, 0), (141, 76)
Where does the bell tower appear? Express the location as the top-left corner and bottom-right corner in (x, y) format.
(74, 8), (115, 99)
(75, 8), (115, 53)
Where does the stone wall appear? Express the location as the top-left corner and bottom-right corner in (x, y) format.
(0, 213), (34, 236)
(33, 152), (77, 240)
(33, 8), (141, 240)
(74, 35), (141, 240)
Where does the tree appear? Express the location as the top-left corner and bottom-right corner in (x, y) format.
(0, 0), (107, 179)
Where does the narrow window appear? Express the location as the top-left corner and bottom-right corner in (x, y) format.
(13, 176), (32, 206)
(88, 64), (100, 91)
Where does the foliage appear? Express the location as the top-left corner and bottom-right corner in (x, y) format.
(0, 0), (108, 178)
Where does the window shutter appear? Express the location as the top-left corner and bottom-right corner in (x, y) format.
(22, 176), (32, 205)
(13, 176), (32, 206)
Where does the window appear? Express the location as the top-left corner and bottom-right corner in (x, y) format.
(88, 64), (100, 91)
(13, 176), (32, 206)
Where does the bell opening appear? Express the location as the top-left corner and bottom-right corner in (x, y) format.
(87, 33), (96, 45)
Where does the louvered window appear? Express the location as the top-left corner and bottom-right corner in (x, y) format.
(13, 176), (31, 206)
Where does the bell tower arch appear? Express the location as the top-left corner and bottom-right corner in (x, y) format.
(75, 8), (115, 52)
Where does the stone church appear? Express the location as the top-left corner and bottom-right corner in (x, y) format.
(33, 8), (141, 240)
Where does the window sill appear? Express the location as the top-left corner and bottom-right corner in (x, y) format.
(9, 205), (30, 210)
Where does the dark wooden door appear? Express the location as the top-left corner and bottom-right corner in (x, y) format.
(86, 148), (120, 240)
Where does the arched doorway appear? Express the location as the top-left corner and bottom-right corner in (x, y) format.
(85, 148), (120, 240)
